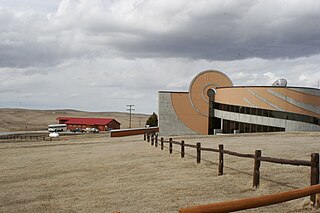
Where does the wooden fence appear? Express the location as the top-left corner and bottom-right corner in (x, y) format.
(179, 184), (320, 213)
(0, 135), (53, 141)
(144, 132), (320, 208)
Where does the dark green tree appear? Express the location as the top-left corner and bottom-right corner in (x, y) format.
(146, 112), (158, 127)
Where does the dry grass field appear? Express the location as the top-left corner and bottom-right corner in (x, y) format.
(1, 132), (320, 212)
(0, 108), (150, 132)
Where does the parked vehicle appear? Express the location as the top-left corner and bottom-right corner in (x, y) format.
(71, 128), (81, 133)
(48, 124), (67, 132)
(81, 128), (99, 133)
(90, 128), (99, 133)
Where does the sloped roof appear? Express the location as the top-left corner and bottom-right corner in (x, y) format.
(57, 117), (120, 125)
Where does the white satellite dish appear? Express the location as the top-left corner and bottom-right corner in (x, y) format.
(272, 79), (287, 87)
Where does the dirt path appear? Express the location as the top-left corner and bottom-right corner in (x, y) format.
(1, 132), (320, 212)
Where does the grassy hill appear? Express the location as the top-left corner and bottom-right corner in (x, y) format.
(0, 108), (150, 132)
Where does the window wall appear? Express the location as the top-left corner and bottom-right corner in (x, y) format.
(222, 119), (285, 134)
(213, 102), (319, 126)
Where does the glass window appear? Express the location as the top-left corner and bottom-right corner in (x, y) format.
(251, 124), (257, 133)
(231, 121), (236, 132)
(275, 127), (282, 132)
(244, 123), (250, 132)
(269, 126), (275, 132)
(257, 125), (263, 132)
(224, 105), (230, 112)
(269, 111), (275, 117)
(234, 106), (240, 113)
(235, 121), (239, 131)
(245, 107), (251, 114)
(240, 107), (245, 113)
(270, 111), (286, 119)
(227, 120), (232, 133)
(222, 120), (227, 133)
(214, 103), (219, 109)
(251, 108), (257, 115)
(240, 122), (244, 133)
(257, 109), (263, 116)
(262, 109), (269, 117)
(263, 125), (269, 132)
(214, 102), (318, 127)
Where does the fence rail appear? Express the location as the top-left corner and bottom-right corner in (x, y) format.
(258, 156), (311, 166)
(144, 132), (320, 208)
(179, 184), (320, 213)
(201, 147), (219, 152)
(223, 149), (255, 159)
(0, 135), (52, 141)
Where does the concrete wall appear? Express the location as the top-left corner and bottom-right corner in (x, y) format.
(159, 92), (198, 136)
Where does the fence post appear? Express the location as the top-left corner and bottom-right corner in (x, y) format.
(144, 132), (146, 141)
(197, 143), (201, 164)
(161, 137), (164, 150)
(310, 153), (319, 206)
(253, 150), (262, 188)
(147, 132), (150, 143)
(181, 140), (185, 158)
(219, 144), (224, 176)
(155, 134), (158, 147)
(151, 133), (154, 146)
(169, 138), (173, 154)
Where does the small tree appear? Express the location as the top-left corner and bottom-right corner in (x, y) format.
(146, 112), (158, 127)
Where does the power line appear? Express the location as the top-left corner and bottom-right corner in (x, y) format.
(126, 104), (135, 128)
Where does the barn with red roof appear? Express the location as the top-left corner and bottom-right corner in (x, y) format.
(57, 117), (121, 132)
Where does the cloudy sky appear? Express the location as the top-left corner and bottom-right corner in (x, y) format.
(0, 0), (319, 114)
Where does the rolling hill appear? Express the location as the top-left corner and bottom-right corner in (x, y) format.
(0, 108), (150, 132)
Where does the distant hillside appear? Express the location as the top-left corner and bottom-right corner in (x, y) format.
(0, 108), (150, 132)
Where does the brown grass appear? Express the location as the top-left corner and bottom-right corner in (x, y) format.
(0, 108), (150, 131)
(1, 132), (320, 212)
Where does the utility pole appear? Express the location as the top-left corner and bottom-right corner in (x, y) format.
(126, 104), (135, 128)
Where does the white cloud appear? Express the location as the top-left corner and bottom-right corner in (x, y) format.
(1, 55), (319, 113)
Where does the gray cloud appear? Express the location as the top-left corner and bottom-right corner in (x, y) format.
(1, 56), (319, 113)
(106, 0), (320, 60)
(0, 0), (319, 113)
(1, 0), (320, 68)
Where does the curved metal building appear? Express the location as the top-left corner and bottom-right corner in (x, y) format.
(159, 70), (320, 136)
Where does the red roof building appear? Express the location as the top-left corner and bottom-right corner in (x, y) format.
(57, 117), (121, 131)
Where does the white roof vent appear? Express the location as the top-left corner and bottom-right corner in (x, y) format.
(272, 79), (287, 87)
